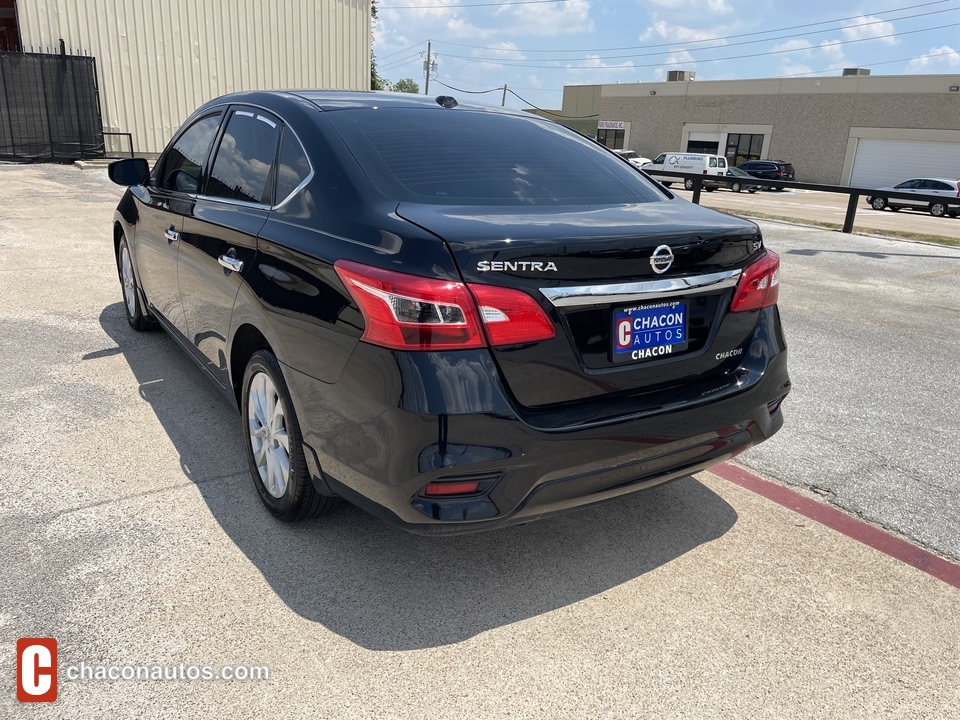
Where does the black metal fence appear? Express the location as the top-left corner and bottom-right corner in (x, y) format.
(0, 50), (105, 161)
(645, 170), (960, 234)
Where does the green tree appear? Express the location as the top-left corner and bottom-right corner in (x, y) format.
(392, 78), (420, 94)
(370, 1), (389, 90)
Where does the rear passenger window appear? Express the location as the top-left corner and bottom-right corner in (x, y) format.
(206, 109), (282, 205)
(275, 128), (312, 203)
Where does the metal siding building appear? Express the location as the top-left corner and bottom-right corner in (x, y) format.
(563, 74), (960, 187)
(15, 0), (370, 153)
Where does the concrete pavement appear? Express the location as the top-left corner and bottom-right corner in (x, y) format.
(2, 163), (959, 719)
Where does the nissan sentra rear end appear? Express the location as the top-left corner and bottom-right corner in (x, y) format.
(291, 99), (790, 533)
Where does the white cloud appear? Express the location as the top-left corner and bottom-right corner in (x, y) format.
(906, 45), (960, 72)
(640, 21), (725, 44)
(841, 15), (897, 45)
(651, 49), (696, 81)
(644, 0), (733, 14)
(778, 60), (814, 77)
(819, 39), (845, 59)
(474, 42), (526, 61)
(772, 39), (812, 55)
(500, 0), (593, 37)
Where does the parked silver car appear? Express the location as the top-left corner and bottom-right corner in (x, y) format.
(865, 178), (960, 217)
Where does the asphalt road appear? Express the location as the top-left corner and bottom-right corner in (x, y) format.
(736, 222), (960, 558)
(2, 164), (960, 718)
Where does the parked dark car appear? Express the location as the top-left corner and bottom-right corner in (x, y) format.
(108, 91), (790, 534)
(737, 160), (796, 190)
(724, 166), (762, 193)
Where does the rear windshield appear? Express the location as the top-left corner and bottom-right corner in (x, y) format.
(323, 108), (665, 206)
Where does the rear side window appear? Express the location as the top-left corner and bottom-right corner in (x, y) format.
(325, 109), (663, 206)
(709, 157), (717, 167)
(275, 128), (312, 203)
(159, 113), (222, 193)
(206, 109), (282, 205)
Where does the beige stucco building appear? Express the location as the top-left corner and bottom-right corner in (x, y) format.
(560, 73), (960, 187)
(11, 0), (370, 153)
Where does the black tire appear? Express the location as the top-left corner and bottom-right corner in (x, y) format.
(241, 349), (338, 522)
(930, 202), (947, 217)
(683, 178), (694, 190)
(889, 205), (900, 212)
(117, 236), (157, 331)
(731, 182), (742, 193)
(871, 197), (887, 211)
(747, 188), (758, 194)
(948, 211), (958, 218)
(661, 182), (672, 187)
(705, 186), (715, 192)
(775, 186), (785, 191)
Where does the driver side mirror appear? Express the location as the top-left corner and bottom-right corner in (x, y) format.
(108, 157), (150, 186)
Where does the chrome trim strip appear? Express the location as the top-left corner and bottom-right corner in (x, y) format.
(539, 268), (742, 307)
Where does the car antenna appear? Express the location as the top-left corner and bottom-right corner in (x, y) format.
(435, 95), (458, 109)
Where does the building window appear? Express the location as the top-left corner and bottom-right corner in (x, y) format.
(726, 133), (764, 165)
(687, 140), (719, 154)
(597, 128), (624, 149)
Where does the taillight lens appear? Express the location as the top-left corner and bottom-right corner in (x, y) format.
(775, 171), (783, 178)
(469, 284), (556, 346)
(334, 260), (555, 350)
(730, 251), (780, 312)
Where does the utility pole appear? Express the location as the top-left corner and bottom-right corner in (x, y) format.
(422, 41), (437, 96)
(502, 84), (507, 107)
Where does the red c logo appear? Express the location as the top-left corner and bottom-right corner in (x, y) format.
(16, 638), (57, 703)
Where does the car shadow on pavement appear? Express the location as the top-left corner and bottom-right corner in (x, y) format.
(101, 302), (738, 651)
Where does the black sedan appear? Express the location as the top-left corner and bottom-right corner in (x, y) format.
(108, 91), (790, 534)
(723, 167), (762, 193)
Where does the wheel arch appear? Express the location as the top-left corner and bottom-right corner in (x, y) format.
(229, 323), (273, 406)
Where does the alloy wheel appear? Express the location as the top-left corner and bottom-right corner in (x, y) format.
(247, 371), (291, 499)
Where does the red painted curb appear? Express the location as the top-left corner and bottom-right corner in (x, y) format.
(713, 462), (960, 590)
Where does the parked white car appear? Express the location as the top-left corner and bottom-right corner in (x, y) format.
(613, 149), (653, 169)
(865, 178), (960, 217)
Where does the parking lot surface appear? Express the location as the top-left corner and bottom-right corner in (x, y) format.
(2, 164), (960, 718)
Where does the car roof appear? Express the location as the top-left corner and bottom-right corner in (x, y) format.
(197, 89), (530, 117)
(903, 177), (960, 183)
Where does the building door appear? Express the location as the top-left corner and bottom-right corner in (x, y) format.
(850, 138), (960, 188)
(0, 0), (20, 52)
(725, 133), (764, 165)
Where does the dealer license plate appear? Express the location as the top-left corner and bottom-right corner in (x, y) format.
(612, 301), (689, 363)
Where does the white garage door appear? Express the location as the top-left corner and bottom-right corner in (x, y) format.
(850, 139), (960, 188)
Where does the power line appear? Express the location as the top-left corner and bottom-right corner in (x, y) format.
(440, 20), (960, 70)
(432, 79), (502, 94)
(440, 6), (960, 64)
(778, 47), (960, 76)
(376, 41), (426, 61)
(380, 0), (571, 9)
(506, 88), (598, 117)
(431, 0), (952, 53)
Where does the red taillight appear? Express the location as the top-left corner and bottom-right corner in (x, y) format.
(334, 260), (556, 351)
(730, 251), (780, 312)
(468, 284), (556, 346)
(775, 171), (784, 178)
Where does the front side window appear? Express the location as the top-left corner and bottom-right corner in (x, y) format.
(159, 113), (222, 193)
(896, 180), (921, 189)
(654, 153), (667, 165)
(206, 109), (282, 205)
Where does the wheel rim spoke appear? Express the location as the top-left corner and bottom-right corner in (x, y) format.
(247, 369), (289, 499)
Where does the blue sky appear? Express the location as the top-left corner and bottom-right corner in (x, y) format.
(372, 0), (960, 111)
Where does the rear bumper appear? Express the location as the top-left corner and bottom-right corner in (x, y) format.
(284, 308), (790, 535)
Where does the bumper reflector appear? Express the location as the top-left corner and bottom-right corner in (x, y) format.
(423, 481), (482, 496)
